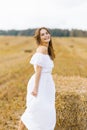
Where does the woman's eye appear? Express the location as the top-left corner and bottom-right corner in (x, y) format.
(46, 32), (48, 34)
(41, 32), (49, 36)
(41, 33), (44, 36)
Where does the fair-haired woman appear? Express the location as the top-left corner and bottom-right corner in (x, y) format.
(18, 27), (56, 130)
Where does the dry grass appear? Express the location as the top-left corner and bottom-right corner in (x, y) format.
(0, 36), (87, 130)
(53, 74), (87, 130)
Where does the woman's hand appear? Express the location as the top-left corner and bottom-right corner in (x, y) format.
(31, 88), (38, 97)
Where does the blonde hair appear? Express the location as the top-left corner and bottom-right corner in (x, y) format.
(34, 27), (55, 60)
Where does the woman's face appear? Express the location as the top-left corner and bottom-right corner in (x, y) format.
(40, 29), (51, 44)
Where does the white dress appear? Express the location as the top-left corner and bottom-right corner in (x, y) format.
(21, 52), (56, 130)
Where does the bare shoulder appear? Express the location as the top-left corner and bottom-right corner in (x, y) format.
(36, 46), (48, 54)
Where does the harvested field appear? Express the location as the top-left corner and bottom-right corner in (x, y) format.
(0, 36), (87, 130)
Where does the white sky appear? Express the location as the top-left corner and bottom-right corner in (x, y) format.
(0, 0), (87, 30)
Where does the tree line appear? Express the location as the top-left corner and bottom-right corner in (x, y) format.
(0, 28), (87, 37)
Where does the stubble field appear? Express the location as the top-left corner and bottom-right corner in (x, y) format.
(0, 36), (87, 130)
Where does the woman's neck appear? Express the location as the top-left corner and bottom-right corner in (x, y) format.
(40, 42), (49, 48)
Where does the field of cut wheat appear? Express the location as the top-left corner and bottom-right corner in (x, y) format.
(0, 36), (87, 130)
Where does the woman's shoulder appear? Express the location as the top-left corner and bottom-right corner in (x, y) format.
(30, 46), (49, 67)
(36, 45), (48, 55)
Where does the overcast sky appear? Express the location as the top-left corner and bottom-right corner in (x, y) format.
(0, 0), (87, 30)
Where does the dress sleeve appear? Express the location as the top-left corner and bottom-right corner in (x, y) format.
(30, 53), (46, 67)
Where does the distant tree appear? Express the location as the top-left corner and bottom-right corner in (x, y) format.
(7, 30), (19, 36)
(0, 28), (87, 37)
(69, 29), (87, 37)
(0, 30), (7, 35)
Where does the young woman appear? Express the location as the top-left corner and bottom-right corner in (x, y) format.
(18, 27), (56, 130)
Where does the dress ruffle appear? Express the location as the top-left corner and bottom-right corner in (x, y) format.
(30, 52), (54, 68)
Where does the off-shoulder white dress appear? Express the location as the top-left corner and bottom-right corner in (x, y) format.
(21, 52), (56, 130)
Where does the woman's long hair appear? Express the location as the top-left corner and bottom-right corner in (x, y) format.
(34, 27), (55, 60)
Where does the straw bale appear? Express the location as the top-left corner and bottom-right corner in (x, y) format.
(77, 93), (87, 130)
(54, 75), (87, 130)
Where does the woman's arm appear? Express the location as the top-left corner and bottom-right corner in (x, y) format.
(31, 46), (47, 96)
(31, 65), (42, 97)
